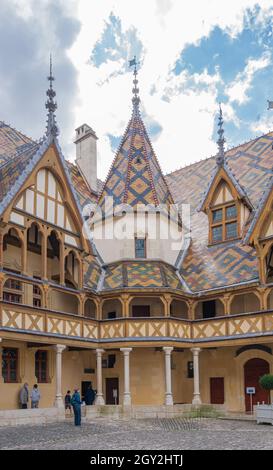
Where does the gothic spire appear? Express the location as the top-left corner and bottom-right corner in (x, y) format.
(45, 55), (59, 137)
(216, 103), (225, 166)
(129, 56), (140, 114)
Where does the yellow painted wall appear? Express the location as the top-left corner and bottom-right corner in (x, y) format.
(1, 341), (273, 411)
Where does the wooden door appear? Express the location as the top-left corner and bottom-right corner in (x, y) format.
(244, 358), (270, 412)
(105, 377), (119, 405)
(210, 377), (225, 404)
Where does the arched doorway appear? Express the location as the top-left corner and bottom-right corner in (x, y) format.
(244, 358), (270, 412)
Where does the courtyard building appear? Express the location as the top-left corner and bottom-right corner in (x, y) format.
(1, 62), (273, 416)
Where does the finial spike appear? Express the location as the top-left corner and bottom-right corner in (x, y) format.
(129, 56), (140, 113)
(216, 102), (225, 166)
(45, 54), (59, 137)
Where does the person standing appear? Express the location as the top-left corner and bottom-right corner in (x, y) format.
(19, 383), (29, 409)
(30, 384), (41, 408)
(84, 384), (95, 405)
(71, 387), (82, 426)
(64, 390), (72, 415)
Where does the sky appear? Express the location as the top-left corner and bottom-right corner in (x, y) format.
(1, 0), (273, 179)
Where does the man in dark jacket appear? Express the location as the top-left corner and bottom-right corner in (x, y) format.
(71, 388), (82, 426)
(85, 385), (96, 405)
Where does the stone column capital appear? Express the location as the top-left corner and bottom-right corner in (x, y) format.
(163, 346), (174, 355)
(120, 348), (132, 355)
(54, 344), (66, 354)
(95, 348), (105, 356)
(191, 347), (201, 355)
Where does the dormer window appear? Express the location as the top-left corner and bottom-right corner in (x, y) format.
(211, 202), (238, 243)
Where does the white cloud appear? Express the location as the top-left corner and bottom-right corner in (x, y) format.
(226, 52), (271, 105)
(68, 0), (273, 178)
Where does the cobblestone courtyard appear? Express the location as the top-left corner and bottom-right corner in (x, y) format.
(0, 418), (273, 450)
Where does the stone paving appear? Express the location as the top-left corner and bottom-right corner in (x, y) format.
(0, 417), (273, 450)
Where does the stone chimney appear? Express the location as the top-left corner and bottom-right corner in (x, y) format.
(74, 124), (98, 192)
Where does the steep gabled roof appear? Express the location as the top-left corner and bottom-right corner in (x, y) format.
(198, 160), (253, 212)
(98, 109), (174, 211)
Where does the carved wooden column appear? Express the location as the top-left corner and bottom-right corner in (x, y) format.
(21, 229), (27, 275)
(42, 229), (48, 280)
(188, 300), (197, 320)
(60, 240), (65, 286)
(163, 294), (172, 317)
(0, 338), (4, 383)
(222, 294), (231, 315)
(79, 293), (85, 316)
(0, 230), (4, 270)
(121, 294), (130, 317)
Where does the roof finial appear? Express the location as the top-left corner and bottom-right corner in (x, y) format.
(129, 56), (140, 113)
(45, 54), (59, 137)
(216, 102), (225, 166)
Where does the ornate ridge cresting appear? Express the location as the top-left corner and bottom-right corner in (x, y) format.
(45, 55), (59, 138)
(216, 103), (225, 166)
(129, 56), (140, 115)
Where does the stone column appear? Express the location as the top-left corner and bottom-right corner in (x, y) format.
(191, 347), (202, 405)
(94, 349), (105, 405)
(0, 338), (3, 383)
(120, 348), (132, 406)
(163, 347), (173, 405)
(54, 344), (66, 408)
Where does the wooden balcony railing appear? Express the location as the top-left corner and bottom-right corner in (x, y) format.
(1, 302), (273, 344)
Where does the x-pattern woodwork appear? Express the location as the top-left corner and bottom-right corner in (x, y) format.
(24, 313), (43, 331)
(228, 317), (263, 335)
(193, 320), (226, 339)
(2, 310), (23, 329)
(100, 322), (124, 339)
(169, 321), (191, 339)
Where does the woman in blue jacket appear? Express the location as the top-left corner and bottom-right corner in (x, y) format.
(71, 388), (82, 426)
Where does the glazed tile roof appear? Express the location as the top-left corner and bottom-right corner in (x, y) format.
(1, 119), (273, 294)
(0, 143), (39, 204)
(166, 132), (273, 292)
(98, 109), (174, 213)
(0, 121), (35, 165)
(101, 260), (183, 291)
